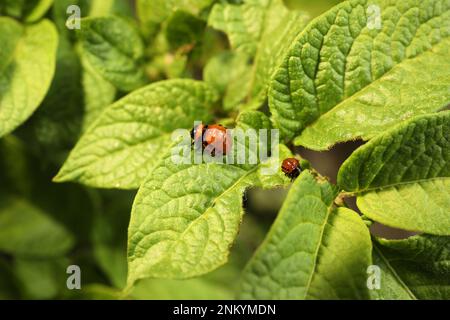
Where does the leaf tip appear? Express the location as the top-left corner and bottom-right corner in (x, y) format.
(52, 169), (70, 183)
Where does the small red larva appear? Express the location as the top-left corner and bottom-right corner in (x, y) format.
(281, 158), (301, 180)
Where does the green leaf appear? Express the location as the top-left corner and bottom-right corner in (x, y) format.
(80, 47), (117, 131)
(0, 18), (58, 138)
(284, 0), (343, 17)
(0, 0), (53, 22)
(126, 113), (287, 286)
(370, 247), (415, 300)
(14, 257), (68, 299)
(270, 0), (450, 149)
(0, 135), (31, 196)
(24, 0), (53, 22)
(371, 234), (449, 300)
(239, 171), (372, 299)
(248, 0), (309, 107)
(55, 79), (218, 189)
(127, 153), (256, 284)
(209, 0), (267, 56)
(69, 276), (235, 300)
(65, 284), (122, 300)
(52, 0), (131, 39)
(88, 0), (133, 17)
(130, 278), (234, 300)
(18, 36), (83, 161)
(95, 191), (264, 295)
(0, 16), (22, 73)
(338, 112), (450, 191)
(51, 2), (118, 135)
(0, 135), (97, 246)
(203, 51), (251, 97)
(165, 10), (206, 50)
(127, 232), (254, 298)
(137, 0), (214, 37)
(209, 0), (309, 109)
(86, 0), (115, 16)
(77, 16), (146, 92)
(203, 51), (254, 111)
(0, 195), (74, 258)
(224, 72), (254, 111)
(338, 111), (450, 235)
(91, 191), (134, 289)
(137, 0), (170, 36)
(359, 180), (449, 235)
(235, 110), (272, 131)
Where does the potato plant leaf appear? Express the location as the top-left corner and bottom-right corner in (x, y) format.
(91, 191), (134, 289)
(235, 110), (272, 131)
(209, 0), (309, 110)
(127, 112), (290, 286)
(338, 111), (450, 235)
(24, 0), (53, 22)
(239, 171), (372, 299)
(137, 0), (213, 37)
(18, 36), (83, 160)
(209, 0), (267, 56)
(52, 1), (117, 133)
(0, 0), (53, 22)
(52, 0), (131, 39)
(371, 234), (449, 300)
(130, 278), (234, 300)
(247, 0), (309, 108)
(203, 51), (252, 111)
(77, 16), (146, 92)
(14, 257), (68, 299)
(0, 18), (58, 138)
(55, 79), (219, 189)
(270, 0), (450, 149)
(87, 0), (133, 17)
(165, 10), (206, 50)
(0, 195), (74, 258)
(80, 47), (117, 130)
(64, 284), (122, 300)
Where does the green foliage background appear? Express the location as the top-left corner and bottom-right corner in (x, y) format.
(0, 0), (448, 300)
